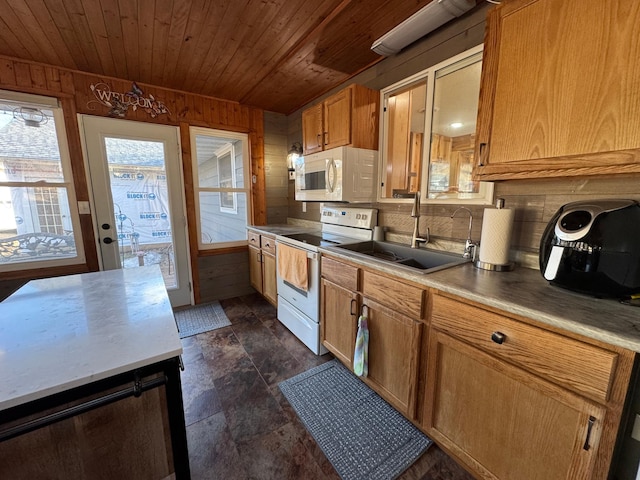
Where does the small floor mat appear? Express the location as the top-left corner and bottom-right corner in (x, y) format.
(173, 301), (231, 338)
(279, 359), (433, 480)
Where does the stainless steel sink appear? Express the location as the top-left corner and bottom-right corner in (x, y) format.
(329, 240), (470, 274)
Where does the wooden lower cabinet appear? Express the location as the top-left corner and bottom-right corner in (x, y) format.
(424, 330), (604, 480)
(423, 293), (635, 480)
(363, 296), (422, 418)
(321, 278), (358, 369)
(247, 230), (277, 306)
(320, 254), (635, 479)
(248, 244), (263, 294)
(262, 250), (277, 305)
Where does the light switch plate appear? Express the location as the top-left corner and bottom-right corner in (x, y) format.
(77, 201), (90, 215)
(631, 414), (640, 441)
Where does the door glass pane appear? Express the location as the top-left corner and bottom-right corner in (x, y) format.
(103, 137), (175, 288)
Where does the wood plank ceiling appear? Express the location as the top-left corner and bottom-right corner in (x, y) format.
(0, 0), (446, 114)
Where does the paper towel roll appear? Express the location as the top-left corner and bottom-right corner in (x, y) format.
(479, 207), (514, 265)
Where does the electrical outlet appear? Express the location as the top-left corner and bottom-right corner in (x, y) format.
(302, 202), (307, 213)
(631, 414), (640, 441)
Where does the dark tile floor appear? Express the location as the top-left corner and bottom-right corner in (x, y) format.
(180, 293), (475, 479)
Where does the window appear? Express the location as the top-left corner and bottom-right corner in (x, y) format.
(190, 127), (250, 249)
(378, 45), (494, 205)
(0, 90), (84, 271)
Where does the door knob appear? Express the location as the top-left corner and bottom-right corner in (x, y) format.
(101, 223), (111, 230)
(102, 237), (113, 244)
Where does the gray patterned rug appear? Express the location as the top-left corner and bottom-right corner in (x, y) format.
(173, 301), (231, 338)
(279, 359), (432, 480)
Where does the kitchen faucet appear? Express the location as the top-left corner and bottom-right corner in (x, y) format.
(410, 192), (429, 248)
(451, 207), (477, 260)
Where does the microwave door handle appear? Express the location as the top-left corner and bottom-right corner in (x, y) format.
(326, 159), (336, 193)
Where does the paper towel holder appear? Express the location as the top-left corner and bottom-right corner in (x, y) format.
(473, 198), (515, 272)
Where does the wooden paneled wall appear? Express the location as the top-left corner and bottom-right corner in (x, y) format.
(263, 112), (289, 224)
(0, 55), (265, 303)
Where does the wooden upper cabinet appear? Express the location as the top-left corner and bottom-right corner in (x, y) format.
(302, 103), (323, 154)
(474, 0), (640, 180)
(323, 88), (352, 149)
(301, 84), (379, 155)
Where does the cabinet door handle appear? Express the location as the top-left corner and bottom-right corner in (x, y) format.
(583, 416), (596, 451)
(350, 298), (357, 316)
(317, 133), (322, 147)
(491, 331), (506, 344)
(323, 131), (328, 145)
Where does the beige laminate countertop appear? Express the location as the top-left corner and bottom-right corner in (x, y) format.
(321, 245), (640, 353)
(247, 224), (318, 236)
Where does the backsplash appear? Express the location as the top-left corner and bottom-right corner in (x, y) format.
(283, 174), (640, 271)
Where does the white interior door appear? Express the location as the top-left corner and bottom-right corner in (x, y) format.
(81, 115), (192, 307)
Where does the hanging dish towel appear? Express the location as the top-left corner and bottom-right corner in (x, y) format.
(277, 243), (308, 291)
(353, 314), (369, 377)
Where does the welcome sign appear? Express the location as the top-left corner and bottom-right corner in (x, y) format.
(88, 82), (171, 118)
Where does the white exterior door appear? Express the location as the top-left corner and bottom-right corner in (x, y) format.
(81, 115), (192, 307)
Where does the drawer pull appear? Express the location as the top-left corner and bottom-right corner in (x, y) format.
(491, 331), (506, 344)
(583, 416), (596, 451)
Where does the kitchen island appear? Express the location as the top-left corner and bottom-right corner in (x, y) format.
(0, 266), (189, 479)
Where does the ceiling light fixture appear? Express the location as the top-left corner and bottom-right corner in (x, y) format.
(371, 0), (476, 56)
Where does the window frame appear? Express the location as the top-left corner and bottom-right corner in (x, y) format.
(0, 90), (85, 272)
(377, 44), (494, 205)
(190, 126), (251, 251)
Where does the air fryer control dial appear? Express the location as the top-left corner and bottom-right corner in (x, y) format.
(554, 199), (636, 242)
(560, 210), (592, 232)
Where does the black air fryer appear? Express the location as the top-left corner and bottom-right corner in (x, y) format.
(539, 199), (640, 298)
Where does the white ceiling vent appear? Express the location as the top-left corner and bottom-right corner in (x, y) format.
(371, 0), (476, 56)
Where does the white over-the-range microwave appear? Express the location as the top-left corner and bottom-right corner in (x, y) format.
(294, 146), (377, 202)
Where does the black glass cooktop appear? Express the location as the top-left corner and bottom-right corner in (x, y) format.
(282, 233), (339, 247)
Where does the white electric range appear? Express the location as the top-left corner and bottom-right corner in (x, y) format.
(275, 207), (377, 354)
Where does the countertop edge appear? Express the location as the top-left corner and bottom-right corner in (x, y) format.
(320, 246), (640, 353)
(0, 348), (183, 411)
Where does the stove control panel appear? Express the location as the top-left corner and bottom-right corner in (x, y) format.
(320, 207), (378, 229)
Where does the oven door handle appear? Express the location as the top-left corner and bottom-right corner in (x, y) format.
(326, 158), (336, 193)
